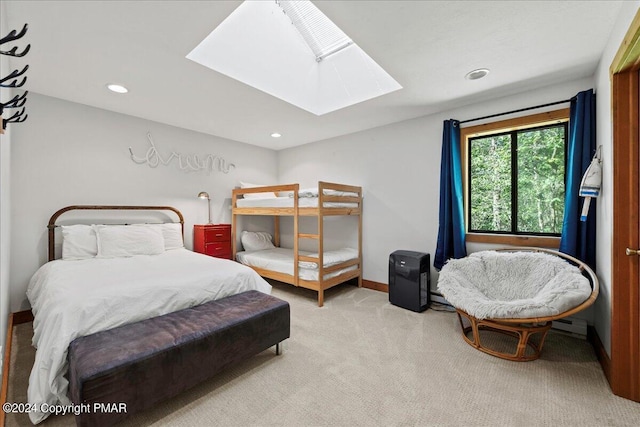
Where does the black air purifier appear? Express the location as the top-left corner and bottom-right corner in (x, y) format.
(389, 250), (430, 312)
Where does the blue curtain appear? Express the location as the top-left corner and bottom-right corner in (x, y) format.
(434, 119), (467, 270)
(559, 89), (597, 269)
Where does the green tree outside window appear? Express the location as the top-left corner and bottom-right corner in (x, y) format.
(469, 124), (566, 235)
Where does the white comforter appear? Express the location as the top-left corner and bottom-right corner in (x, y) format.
(26, 249), (271, 424)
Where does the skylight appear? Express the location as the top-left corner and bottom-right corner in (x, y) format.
(186, 0), (401, 116)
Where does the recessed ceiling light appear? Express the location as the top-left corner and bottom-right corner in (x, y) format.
(465, 68), (490, 80)
(106, 83), (128, 93)
(271, 133), (282, 138)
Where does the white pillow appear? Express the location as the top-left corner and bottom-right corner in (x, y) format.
(61, 225), (98, 260)
(95, 224), (165, 258)
(241, 231), (275, 251)
(280, 188), (360, 198)
(240, 181), (277, 199)
(144, 223), (184, 250)
(281, 188), (316, 198)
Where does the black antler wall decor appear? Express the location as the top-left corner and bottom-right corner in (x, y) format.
(0, 24), (30, 57)
(0, 64), (28, 88)
(2, 107), (27, 130)
(0, 23), (29, 134)
(1, 92), (28, 130)
(0, 91), (27, 115)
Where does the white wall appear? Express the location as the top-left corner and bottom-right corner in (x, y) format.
(278, 77), (594, 296)
(0, 0), (13, 374)
(9, 93), (277, 311)
(593, 1), (640, 356)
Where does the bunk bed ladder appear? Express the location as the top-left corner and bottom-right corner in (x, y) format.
(296, 186), (325, 306)
(293, 185), (299, 288)
(317, 189), (324, 306)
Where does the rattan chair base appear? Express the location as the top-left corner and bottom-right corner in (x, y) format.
(456, 309), (552, 362)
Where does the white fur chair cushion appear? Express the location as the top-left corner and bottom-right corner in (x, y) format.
(437, 251), (592, 319)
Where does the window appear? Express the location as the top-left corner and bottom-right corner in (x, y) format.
(461, 109), (569, 246)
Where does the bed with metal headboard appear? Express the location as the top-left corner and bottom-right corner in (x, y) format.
(26, 205), (273, 425)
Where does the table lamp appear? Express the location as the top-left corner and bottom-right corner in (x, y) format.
(197, 191), (212, 224)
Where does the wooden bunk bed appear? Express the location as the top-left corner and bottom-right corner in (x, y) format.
(232, 181), (362, 307)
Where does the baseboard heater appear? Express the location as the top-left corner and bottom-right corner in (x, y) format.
(430, 292), (450, 307)
(552, 316), (587, 337)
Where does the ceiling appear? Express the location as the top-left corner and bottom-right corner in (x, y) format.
(2, 1), (624, 150)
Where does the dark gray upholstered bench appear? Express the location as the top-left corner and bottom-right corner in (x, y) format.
(67, 290), (290, 426)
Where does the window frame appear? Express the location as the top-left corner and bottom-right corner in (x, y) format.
(460, 108), (570, 248)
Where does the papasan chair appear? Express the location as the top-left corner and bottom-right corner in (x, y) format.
(437, 248), (599, 361)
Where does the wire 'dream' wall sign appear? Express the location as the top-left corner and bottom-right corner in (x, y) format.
(129, 132), (236, 174)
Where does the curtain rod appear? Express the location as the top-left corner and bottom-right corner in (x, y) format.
(459, 98), (573, 125)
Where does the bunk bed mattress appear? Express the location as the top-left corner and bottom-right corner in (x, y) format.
(236, 247), (358, 281)
(26, 249), (272, 424)
(236, 197), (358, 208)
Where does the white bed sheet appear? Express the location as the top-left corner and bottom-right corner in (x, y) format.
(26, 248), (271, 424)
(236, 247), (358, 281)
(236, 196), (358, 209)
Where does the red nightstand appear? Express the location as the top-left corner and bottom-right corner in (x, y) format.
(193, 224), (232, 260)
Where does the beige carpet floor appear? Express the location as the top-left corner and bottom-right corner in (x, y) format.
(5, 282), (640, 426)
